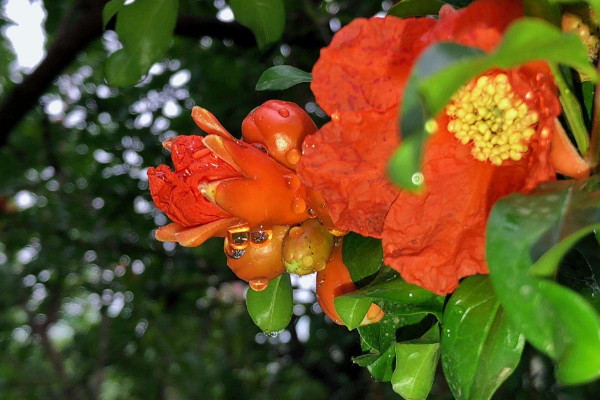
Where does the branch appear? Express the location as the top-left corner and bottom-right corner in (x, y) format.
(0, 1), (257, 148)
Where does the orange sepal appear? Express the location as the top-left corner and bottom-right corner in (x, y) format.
(316, 245), (384, 326)
(174, 217), (240, 247)
(155, 222), (185, 242)
(550, 119), (590, 179)
(226, 225), (289, 284)
(203, 135), (310, 227)
(191, 106), (235, 140)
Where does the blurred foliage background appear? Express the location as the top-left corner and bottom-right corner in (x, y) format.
(0, 0), (598, 399)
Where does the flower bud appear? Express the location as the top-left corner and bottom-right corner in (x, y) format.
(282, 219), (334, 276)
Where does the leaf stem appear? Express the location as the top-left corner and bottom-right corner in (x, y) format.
(550, 64), (590, 156)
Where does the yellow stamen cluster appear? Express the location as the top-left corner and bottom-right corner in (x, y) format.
(446, 74), (539, 166)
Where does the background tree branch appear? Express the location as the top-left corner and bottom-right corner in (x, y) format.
(0, 0), (257, 147)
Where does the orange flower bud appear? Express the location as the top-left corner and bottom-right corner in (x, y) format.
(316, 245), (384, 326)
(201, 135), (310, 227)
(282, 219), (334, 275)
(242, 100), (317, 170)
(225, 224), (289, 291)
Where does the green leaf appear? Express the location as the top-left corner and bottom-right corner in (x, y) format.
(229, 0), (285, 49)
(387, 0), (444, 18)
(333, 295), (371, 330)
(246, 274), (293, 333)
(487, 176), (600, 385)
(342, 232), (383, 283)
(389, 18), (597, 189)
(102, 0), (126, 28)
(105, 49), (149, 87)
(366, 345), (397, 382)
(346, 267), (444, 320)
(105, 0), (178, 87)
(359, 310), (425, 353)
(255, 65), (312, 91)
(392, 325), (441, 400)
(441, 276), (525, 400)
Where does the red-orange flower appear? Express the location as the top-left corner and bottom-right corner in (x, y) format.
(148, 107), (311, 248)
(298, 0), (584, 295)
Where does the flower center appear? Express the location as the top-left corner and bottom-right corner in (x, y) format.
(446, 73), (539, 166)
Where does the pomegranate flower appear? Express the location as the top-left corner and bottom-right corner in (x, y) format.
(298, 0), (587, 295)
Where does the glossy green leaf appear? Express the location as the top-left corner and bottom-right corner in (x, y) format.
(102, 0), (126, 28)
(105, 0), (178, 87)
(333, 295), (371, 330)
(392, 325), (441, 400)
(359, 310), (425, 353)
(366, 345), (396, 382)
(229, 0), (285, 49)
(487, 176), (600, 385)
(387, 0), (444, 18)
(342, 232), (383, 283)
(246, 274), (293, 333)
(441, 276), (525, 400)
(255, 65), (312, 91)
(389, 18), (597, 189)
(346, 267), (444, 320)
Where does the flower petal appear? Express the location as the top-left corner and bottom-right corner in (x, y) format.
(383, 115), (551, 295)
(148, 164), (231, 227)
(298, 110), (399, 237)
(432, 0), (523, 51)
(311, 16), (436, 115)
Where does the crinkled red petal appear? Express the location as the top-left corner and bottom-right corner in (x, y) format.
(147, 164), (232, 227)
(432, 0), (523, 51)
(383, 111), (555, 295)
(298, 110), (399, 237)
(311, 16), (437, 116)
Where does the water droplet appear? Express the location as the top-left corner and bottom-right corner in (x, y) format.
(411, 172), (424, 186)
(302, 255), (314, 267)
(331, 112), (340, 122)
(289, 226), (304, 238)
(227, 224), (250, 250)
(278, 108), (290, 117)
(253, 143), (268, 154)
(284, 174), (301, 191)
(292, 197), (307, 214)
(224, 238), (246, 259)
(250, 229), (272, 245)
(285, 149), (301, 165)
(308, 208), (316, 218)
(314, 261), (326, 271)
(425, 119), (438, 134)
(249, 278), (269, 291)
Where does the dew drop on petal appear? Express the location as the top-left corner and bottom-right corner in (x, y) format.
(285, 149), (301, 165)
(278, 108), (290, 117)
(411, 172), (424, 186)
(292, 197), (307, 214)
(284, 174), (301, 191)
